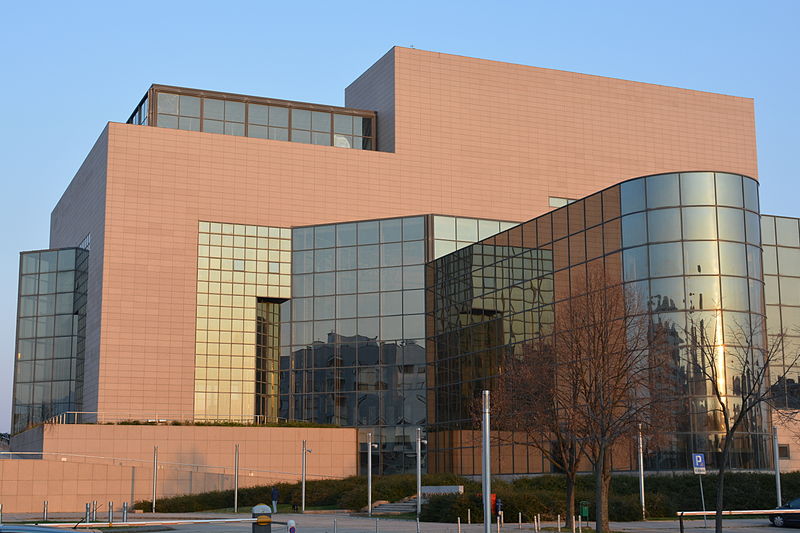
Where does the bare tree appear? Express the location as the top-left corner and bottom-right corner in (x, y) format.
(686, 313), (798, 533)
(560, 267), (672, 533)
(492, 340), (586, 527)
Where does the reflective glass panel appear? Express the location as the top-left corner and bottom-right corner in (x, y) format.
(776, 218), (800, 247)
(358, 245), (379, 269)
(745, 211), (761, 245)
(721, 276), (750, 311)
(680, 172), (715, 205)
(337, 247), (357, 270)
(761, 216), (776, 245)
(381, 243), (403, 267)
(682, 207), (717, 240)
(715, 173), (744, 207)
(623, 246), (649, 281)
(649, 277), (684, 312)
(456, 218), (478, 242)
(434, 216), (456, 240)
(719, 242), (748, 277)
(717, 208), (745, 242)
(649, 242), (683, 278)
(746, 245), (763, 279)
(685, 276), (721, 310)
(380, 219), (403, 243)
(358, 221), (379, 245)
(157, 93), (179, 114)
(780, 277), (800, 306)
(620, 179), (646, 214)
(291, 109), (311, 130)
(763, 246), (778, 275)
(778, 247), (800, 277)
(403, 217), (425, 241)
(337, 223), (357, 246)
(315, 226), (336, 248)
(621, 213), (647, 247)
(336, 270), (357, 294)
(648, 208), (681, 242)
(743, 178), (759, 211)
(646, 174), (679, 209)
(358, 269), (379, 292)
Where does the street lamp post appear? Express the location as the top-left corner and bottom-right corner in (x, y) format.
(367, 433), (379, 517)
(416, 428), (427, 517)
(301, 440), (312, 513)
(481, 390), (491, 533)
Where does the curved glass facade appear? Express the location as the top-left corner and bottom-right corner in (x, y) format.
(428, 172), (771, 474)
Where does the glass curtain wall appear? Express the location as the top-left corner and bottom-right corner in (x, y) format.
(428, 172), (771, 474)
(762, 215), (800, 407)
(12, 248), (88, 433)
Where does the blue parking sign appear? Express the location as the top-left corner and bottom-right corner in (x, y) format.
(692, 453), (706, 474)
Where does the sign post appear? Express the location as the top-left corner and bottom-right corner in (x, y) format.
(692, 453), (707, 528)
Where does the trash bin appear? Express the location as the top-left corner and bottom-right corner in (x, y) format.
(579, 500), (590, 520)
(252, 503), (272, 533)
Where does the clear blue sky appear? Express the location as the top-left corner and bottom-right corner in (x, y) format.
(1, 1), (798, 433)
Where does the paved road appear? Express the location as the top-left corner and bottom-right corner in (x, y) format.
(2, 512), (776, 532)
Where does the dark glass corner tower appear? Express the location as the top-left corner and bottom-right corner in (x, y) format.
(12, 248), (88, 433)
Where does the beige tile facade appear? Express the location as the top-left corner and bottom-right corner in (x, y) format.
(2, 424), (357, 512)
(45, 48), (755, 419)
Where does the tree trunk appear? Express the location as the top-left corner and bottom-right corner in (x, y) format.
(715, 457), (727, 533)
(566, 472), (576, 527)
(594, 444), (611, 533)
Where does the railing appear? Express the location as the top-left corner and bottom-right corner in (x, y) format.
(44, 411), (286, 426)
(0, 450), (345, 480)
(677, 508), (800, 532)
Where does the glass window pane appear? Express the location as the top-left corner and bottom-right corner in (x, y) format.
(21, 253), (39, 274)
(717, 208), (745, 242)
(333, 114), (353, 134)
(403, 217), (425, 241)
(224, 101), (245, 122)
(157, 93), (179, 114)
(716, 173), (744, 207)
(337, 294), (357, 319)
(778, 247), (800, 277)
(403, 265), (424, 289)
(761, 217), (776, 245)
(745, 211), (760, 244)
(291, 109), (311, 130)
(203, 119), (224, 134)
(743, 178), (759, 211)
(19, 296), (37, 317)
(646, 174), (679, 209)
(403, 241), (425, 265)
(749, 279), (764, 315)
(381, 267), (403, 291)
(358, 269), (379, 292)
(478, 220), (501, 240)
(56, 271), (74, 293)
(292, 250), (313, 274)
(719, 242), (747, 276)
(224, 122), (245, 136)
(179, 117), (200, 131)
(381, 243), (403, 267)
(403, 290), (425, 314)
(721, 277), (750, 311)
(179, 95), (201, 117)
(157, 114), (179, 129)
(685, 276), (721, 310)
(21, 275), (38, 296)
(294, 228), (314, 250)
(314, 249), (335, 272)
(381, 316), (403, 340)
(336, 270), (357, 294)
(337, 223), (357, 246)
(456, 218), (478, 242)
(311, 132), (330, 145)
(337, 247), (357, 270)
(649, 277), (684, 312)
(40, 251), (58, 272)
(248, 125), (267, 139)
(381, 291), (403, 315)
(776, 218), (800, 247)
(763, 246), (777, 275)
(203, 98), (224, 120)
(314, 273), (335, 296)
(333, 134), (352, 148)
(620, 179), (645, 215)
(680, 172), (715, 205)
(621, 213), (647, 247)
(623, 246), (649, 281)
(358, 221), (379, 245)
(291, 130), (311, 144)
(358, 293), (379, 316)
(746, 245), (762, 279)
(293, 274), (313, 297)
(311, 111), (330, 132)
(648, 208), (681, 242)
(55, 293), (73, 314)
(380, 219), (403, 243)
(649, 242), (683, 277)
(358, 245), (379, 269)
(248, 104), (268, 125)
(314, 296), (335, 320)
(434, 216), (456, 240)
(57, 249), (76, 270)
(269, 106), (289, 127)
(39, 272), (57, 293)
(314, 226), (336, 248)
(682, 207), (717, 240)
(268, 127), (289, 141)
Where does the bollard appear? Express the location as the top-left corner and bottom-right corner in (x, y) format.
(122, 502), (128, 523)
(333, 517), (337, 533)
(375, 518), (379, 532)
(85, 503), (91, 524)
(43, 500), (48, 522)
(287, 519), (297, 533)
(252, 503), (272, 533)
(108, 501), (114, 524)
(571, 516), (576, 533)
(578, 515), (582, 533)
(416, 517), (420, 533)
(518, 512), (521, 530)
(468, 508), (471, 524)
(557, 514), (561, 533)
(92, 500), (97, 522)
(458, 516), (462, 533)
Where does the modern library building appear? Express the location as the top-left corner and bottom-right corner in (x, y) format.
(4, 47), (799, 511)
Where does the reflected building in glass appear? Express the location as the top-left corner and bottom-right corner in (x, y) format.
(428, 172), (773, 473)
(11, 48), (794, 478)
